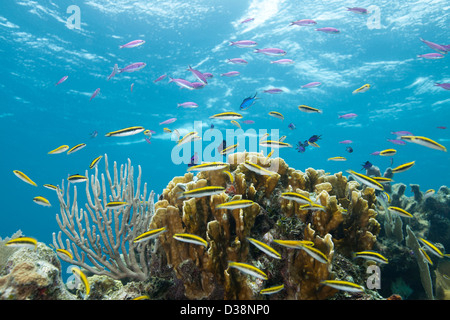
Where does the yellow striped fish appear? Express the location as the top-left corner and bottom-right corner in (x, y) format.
(388, 206), (414, 218)
(247, 237), (282, 259)
(298, 105), (322, 114)
(401, 135), (447, 152)
(133, 227), (167, 243)
(266, 150), (274, 159)
(89, 155), (103, 169)
(216, 200), (255, 210)
(300, 203), (326, 212)
(33, 196), (51, 207)
(272, 239), (315, 249)
(178, 186), (225, 199)
(187, 162), (229, 172)
(353, 250), (388, 264)
(71, 267), (90, 296)
(227, 261), (268, 280)
(173, 233), (208, 248)
(177, 131), (200, 145)
(418, 238), (445, 258)
(280, 192), (312, 204)
(13, 170), (37, 187)
(419, 247), (433, 265)
(67, 143), (86, 155)
(243, 161), (277, 176)
(209, 112), (243, 120)
(259, 140), (292, 148)
(220, 143), (239, 155)
(43, 184), (59, 191)
(346, 170), (384, 191)
(68, 174), (87, 183)
(379, 149), (396, 156)
(352, 84), (370, 94)
(268, 111), (284, 120)
(231, 120), (241, 128)
(56, 248), (73, 260)
(328, 156), (347, 161)
(259, 284), (284, 295)
(320, 280), (364, 293)
(371, 177), (393, 183)
(48, 145), (69, 154)
(223, 170), (234, 183)
(105, 201), (129, 209)
(105, 126), (145, 137)
(5, 237), (38, 250)
(392, 161), (415, 173)
(298, 244), (329, 264)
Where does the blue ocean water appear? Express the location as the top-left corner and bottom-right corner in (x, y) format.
(0, 0), (449, 256)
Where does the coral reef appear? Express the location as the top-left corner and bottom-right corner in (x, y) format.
(149, 151), (382, 300)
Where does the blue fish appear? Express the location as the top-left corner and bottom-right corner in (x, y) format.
(296, 140), (309, 153)
(308, 135), (321, 143)
(346, 146), (353, 153)
(288, 123), (296, 130)
(240, 92), (259, 110)
(188, 152), (199, 167)
(361, 161), (372, 171)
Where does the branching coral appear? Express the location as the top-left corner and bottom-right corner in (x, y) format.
(52, 154), (155, 282)
(149, 151), (381, 299)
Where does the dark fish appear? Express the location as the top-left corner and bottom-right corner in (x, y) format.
(90, 130), (98, 138)
(288, 123), (296, 130)
(296, 140), (309, 153)
(308, 135), (321, 143)
(187, 152), (199, 167)
(240, 92), (259, 110)
(346, 146), (353, 153)
(217, 140), (226, 153)
(361, 161), (373, 171)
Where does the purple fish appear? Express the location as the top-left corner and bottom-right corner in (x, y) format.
(130, 83), (134, 92)
(264, 88), (284, 94)
(387, 139), (407, 145)
(301, 82), (321, 88)
(119, 62), (146, 73)
(441, 45), (450, 51)
(290, 19), (316, 26)
(188, 65), (207, 84)
(437, 126), (447, 129)
(391, 131), (413, 136)
(203, 72), (214, 79)
(347, 7), (368, 14)
(241, 18), (254, 24)
(417, 53), (444, 59)
(243, 120), (255, 124)
(192, 82), (206, 89)
(420, 38), (448, 54)
(56, 75), (68, 86)
(435, 83), (450, 90)
(145, 137), (151, 144)
(90, 88), (100, 101)
(119, 40), (145, 49)
(107, 64), (118, 81)
(227, 58), (248, 64)
(154, 74), (167, 83)
(339, 140), (353, 144)
(221, 71), (240, 77)
(288, 123), (296, 130)
(230, 40), (258, 48)
(177, 102), (198, 108)
(271, 59), (294, 64)
(159, 118), (177, 125)
(338, 113), (357, 119)
(370, 151), (380, 156)
(254, 48), (287, 56)
(188, 152), (199, 167)
(316, 27), (340, 34)
(168, 77), (195, 90)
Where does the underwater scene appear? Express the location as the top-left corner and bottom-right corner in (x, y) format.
(1, 0), (450, 303)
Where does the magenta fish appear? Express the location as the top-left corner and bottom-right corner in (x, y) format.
(90, 88), (100, 101)
(271, 59), (294, 64)
(347, 7), (368, 14)
(188, 65), (207, 84)
(119, 62), (146, 73)
(338, 113), (357, 119)
(192, 82), (206, 89)
(387, 139), (407, 145)
(391, 131), (413, 136)
(301, 82), (321, 88)
(370, 151), (380, 156)
(203, 73), (214, 79)
(316, 27), (340, 34)
(243, 120), (255, 124)
(230, 40), (258, 48)
(177, 102), (198, 108)
(435, 83), (450, 90)
(264, 88), (283, 94)
(437, 126), (447, 129)
(241, 18), (254, 24)
(159, 118), (177, 125)
(417, 53), (444, 59)
(119, 40), (145, 49)
(254, 48), (286, 56)
(227, 58), (248, 64)
(339, 140), (353, 144)
(220, 71), (240, 77)
(168, 77), (195, 90)
(420, 38), (448, 54)
(107, 64), (118, 81)
(56, 75), (68, 86)
(154, 74), (167, 83)
(290, 19), (316, 26)
(130, 83), (134, 92)
(145, 137), (151, 144)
